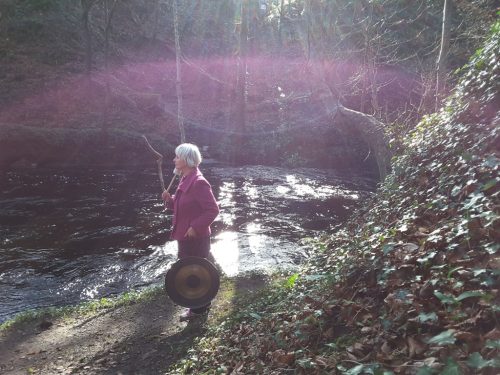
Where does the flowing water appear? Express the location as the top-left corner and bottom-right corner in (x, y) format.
(0, 164), (375, 322)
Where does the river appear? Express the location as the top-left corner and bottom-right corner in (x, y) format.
(0, 164), (375, 322)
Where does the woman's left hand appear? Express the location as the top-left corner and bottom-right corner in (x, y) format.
(184, 227), (197, 238)
(161, 190), (171, 202)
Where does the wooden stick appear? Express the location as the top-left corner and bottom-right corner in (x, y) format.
(165, 173), (177, 193)
(141, 135), (166, 192)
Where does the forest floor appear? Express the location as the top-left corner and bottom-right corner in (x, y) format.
(0, 276), (267, 375)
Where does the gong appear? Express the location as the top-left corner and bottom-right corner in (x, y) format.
(164, 257), (220, 308)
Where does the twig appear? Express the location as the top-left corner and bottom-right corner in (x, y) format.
(141, 135), (166, 192)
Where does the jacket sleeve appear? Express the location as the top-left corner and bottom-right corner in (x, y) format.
(190, 180), (219, 235)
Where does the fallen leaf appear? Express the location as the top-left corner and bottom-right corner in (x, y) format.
(269, 349), (295, 366)
(323, 327), (335, 339)
(455, 331), (477, 342)
(407, 336), (426, 358)
(423, 357), (440, 369)
(314, 356), (329, 367)
(381, 341), (392, 355)
(230, 362), (244, 374)
(361, 326), (372, 334)
(346, 351), (360, 361)
(484, 327), (500, 340)
(419, 281), (434, 299)
(402, 243), (420, 252)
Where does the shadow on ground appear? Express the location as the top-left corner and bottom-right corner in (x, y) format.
(0, 272), (268, 375)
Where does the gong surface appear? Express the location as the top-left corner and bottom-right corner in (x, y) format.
(165, 257), (220, 308)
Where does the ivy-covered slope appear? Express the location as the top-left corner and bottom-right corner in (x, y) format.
(169, 20), (500, 375)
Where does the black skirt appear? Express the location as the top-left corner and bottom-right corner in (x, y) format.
(177, 236), (211, 259)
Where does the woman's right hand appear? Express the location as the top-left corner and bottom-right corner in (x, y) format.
(161, 190), (171, 202)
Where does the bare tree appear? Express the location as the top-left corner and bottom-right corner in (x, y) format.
(151, 0), (161, 41)
(81, 0), (98, 75)
(173, 0), (186, 143)
(101, 0), (118, 137)
(238, 0), (248, 130)
(436, 0), (452, 109)
(234, 0), (249, 158)
(103, 0), (117, 69)
(278, 0), (286, 46)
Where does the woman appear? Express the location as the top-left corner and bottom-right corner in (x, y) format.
(162, 143), (219, 321)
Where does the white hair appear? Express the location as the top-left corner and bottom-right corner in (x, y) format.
(175, 143), (202, 168)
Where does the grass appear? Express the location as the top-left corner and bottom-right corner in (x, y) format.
(0, 285), (164, 332)
(0, 271), (275, 333)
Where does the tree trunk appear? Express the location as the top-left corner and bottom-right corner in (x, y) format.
(238, 0), (248, 130)
(102, 0), (117, 138)
(362, 3), (380, 116)
(436, 0), (452, 109)
(337, 105), (390, 181)
(278, 0), (285, 47)
(173, 0), (186, 143)
(103, 0), (117, 70)
(151, 0), (160, 41)
(81, 0), (96, 75)
(312, 80), (390, 180)
(234, 0), (248, 160)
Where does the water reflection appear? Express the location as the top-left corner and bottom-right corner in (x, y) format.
(0, 165), (374, 321)
(211, 231), (240, 276)
(217, 181), (237, 226)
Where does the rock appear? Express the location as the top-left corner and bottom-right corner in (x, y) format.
(38, 320), (53, 330)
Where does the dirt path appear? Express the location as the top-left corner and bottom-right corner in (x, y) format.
(0, 276), (266, 375)
(0, 294), (206, 375)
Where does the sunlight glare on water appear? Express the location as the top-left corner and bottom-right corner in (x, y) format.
(285, 175), (316, 196)
(147, 241), (178, 258)
(211, 231), (240, 276)
(246, 222), (264, 256)
(81, 263), (122, 299)
(277, 174), (361, 200)
(218, 181), (236, 226)
(248, 234), (266, 257)
(246, 222), (261, 233)
(276, 185), (290, 195)
(140, 241), (178, 278)
(242, 181), (259, 201)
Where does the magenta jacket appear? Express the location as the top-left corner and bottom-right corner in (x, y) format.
(164, 168), (219, 241)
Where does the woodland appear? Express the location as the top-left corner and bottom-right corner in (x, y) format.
(0, 0), (499, 374)
(0, 0), (494, 175)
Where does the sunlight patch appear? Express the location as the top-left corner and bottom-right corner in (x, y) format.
(211, 231), (240, 276)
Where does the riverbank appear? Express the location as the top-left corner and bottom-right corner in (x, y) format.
(0, 125), (175, 173)
(0, 273), (269, 374)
